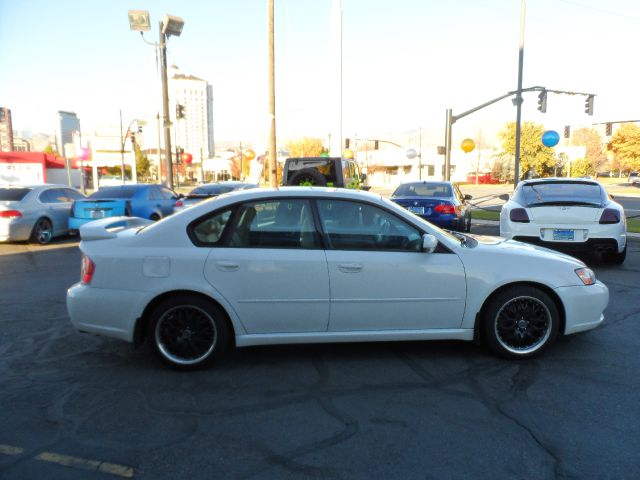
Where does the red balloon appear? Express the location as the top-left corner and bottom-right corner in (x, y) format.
(181, 153), (193, 164)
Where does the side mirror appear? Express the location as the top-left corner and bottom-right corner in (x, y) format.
(498, 193), (510, 201)
(422, 233), (438, 254)
(609, 194), (615, 200)
(464, 194), (473, 200)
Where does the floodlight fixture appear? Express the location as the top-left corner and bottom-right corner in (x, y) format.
(128, 10), (151, 32)
(162, 14), (185, 37)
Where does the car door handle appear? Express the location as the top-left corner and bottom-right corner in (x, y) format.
(215, 261), (239, 272)
(337, 263), (362, 273)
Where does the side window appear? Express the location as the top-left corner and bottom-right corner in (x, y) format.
(191, 209), (232, 246)
(148, 187), (162, 200)
(160, 187), (176, 200)
(228, 199), (320, 249)
(64, 189), (85, 201)
(317, 199), (422, 251)
(40, 188), (67, 204)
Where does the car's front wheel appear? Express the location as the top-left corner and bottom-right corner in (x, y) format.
(147, 295), (230, 370)
(30, 217), (53, 245)
(482, 286), (560, 359)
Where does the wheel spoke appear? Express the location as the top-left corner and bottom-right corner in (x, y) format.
(494, 295), (552, 354)
(156, 305), (218, 365)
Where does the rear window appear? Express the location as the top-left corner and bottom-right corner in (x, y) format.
(0, 188), (31, 201)
(393, 183), (452, 198)
(89, 186), (140, 199)
(190, 185), (234, 196)
(521, 182), (603, 206)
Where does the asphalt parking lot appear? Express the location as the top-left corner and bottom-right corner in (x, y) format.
(1, 226), (639, 479)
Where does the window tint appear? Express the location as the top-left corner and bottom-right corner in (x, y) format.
(0, 188), (31, 201)
(393, 182), (453, 198)
(64, 189), (85, 201)
(228, 199), (320, 249)
(521, 182), (603, 206)
(40, 188), (68, 203)
(192, 209), (232, 245)
(317, 199), (422, 251)
(90, 186), (139, 199)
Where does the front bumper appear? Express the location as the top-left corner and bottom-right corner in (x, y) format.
(556, 281), (609, 335)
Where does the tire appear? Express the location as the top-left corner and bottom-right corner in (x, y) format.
(482, 286), (560, 359)
(150, 213), (161, 221)
(30, 218), (53, 245)
(604, 245), (626, 265)
(465, 215), (472, 232)
(287, 168), (327, 186)
(147, 294), (230, 370)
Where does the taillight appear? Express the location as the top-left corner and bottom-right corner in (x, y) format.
(510, 208), (530, 223)
(599, 208), (620, 224)
(434, 204), (457, 215)
(0, 210), (22, 218)
(81, 255), (95, 285)
(175, 200), (184, 208)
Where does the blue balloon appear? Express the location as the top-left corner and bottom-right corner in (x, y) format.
(541, 130), (560, 147)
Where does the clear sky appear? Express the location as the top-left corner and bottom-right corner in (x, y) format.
(1, 0), (639, 149)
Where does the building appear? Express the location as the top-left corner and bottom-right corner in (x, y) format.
(56, 111), (81, 157)
(0, 151), (86, 187)
(0, 107), (14, 152)
(170, 69), (214, 163)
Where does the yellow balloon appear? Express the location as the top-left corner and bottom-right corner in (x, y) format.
(343, 149), (354, 159)
(244, 149), (255, 161)
(461, 138), (475, 153)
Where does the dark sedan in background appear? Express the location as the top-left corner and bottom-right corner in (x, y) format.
(391, 181), (472, 232)
(174, 181), (259, 212)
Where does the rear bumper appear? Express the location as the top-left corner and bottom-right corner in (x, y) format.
(0, 219), (32, 242)
(419, 214), (465, 231)
(512, 236), (621, 254)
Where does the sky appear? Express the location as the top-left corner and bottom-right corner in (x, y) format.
(1, 0), (639, 151)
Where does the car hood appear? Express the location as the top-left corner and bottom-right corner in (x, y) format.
(468, 233), (582, 262)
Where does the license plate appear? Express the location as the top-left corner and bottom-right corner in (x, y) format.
(90, 210), (105, 219)
(553, 229), (575, 241)
(408, 206), (424, 215)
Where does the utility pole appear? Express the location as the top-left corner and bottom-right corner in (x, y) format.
(513, 0), (526, 189)
(268, 0), (278, 187)
(159, 21), (173, 189)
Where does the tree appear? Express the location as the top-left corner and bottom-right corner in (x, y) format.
(567, 158), (595, 178)
(135, 144), (151, 180)
(607, 123), (640, 174)
(42, 144), (60, 156)
(496, 122), (556, 179)
(286, 137), (324, 157)
(571, 128), (607, 172)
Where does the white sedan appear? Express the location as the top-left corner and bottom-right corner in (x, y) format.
(67, 187), (608, 369)
(499, 178), (627, 264)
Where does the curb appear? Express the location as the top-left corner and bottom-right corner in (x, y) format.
(471, 219), (640, 238)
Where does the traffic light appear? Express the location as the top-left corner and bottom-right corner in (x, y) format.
(130, 131), (136, 144)
(584, 95), (594, 116)
(345, 138), (350, 149)
(176, 103), (186, 119)
(374, 140), (379, 150)
(564, 125), (571, 138)
(606, 122), (613, 136)
(537, 90), (547, 113)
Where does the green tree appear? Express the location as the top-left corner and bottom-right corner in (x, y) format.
(567, 158), (595, 178)
(286, 137), (324, 157)
(135, 144), (151, 180)
(496, 122), (556, 179)
(607, 123), (640, 173)
(571, 128), (607, 172)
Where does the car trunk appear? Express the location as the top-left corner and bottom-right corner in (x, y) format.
(528, 206), (601, 224)
(393, 197), (455, 218)
(73, 200), (128, 220)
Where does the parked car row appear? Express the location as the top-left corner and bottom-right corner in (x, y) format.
(0, 182), (257, 244)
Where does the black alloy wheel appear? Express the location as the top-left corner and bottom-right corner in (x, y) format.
(148, 294), (230, 370)
(30, 218), (53, 245)
(482, 286), (559, 359)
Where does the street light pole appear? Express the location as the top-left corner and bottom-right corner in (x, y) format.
(159, 22), (174, 189)
(268, 0), (278, 187)
(513, 0), (526, 188)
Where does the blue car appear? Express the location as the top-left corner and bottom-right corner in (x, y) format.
(391, 181), (472, 232)
(69, 184), (179, 230)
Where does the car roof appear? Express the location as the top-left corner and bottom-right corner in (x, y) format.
(397, 180), (453, 185)
(520, 177), (600, 186)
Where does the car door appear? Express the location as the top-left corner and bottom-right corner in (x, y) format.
(316, 198), (467, 332)
(39, 188), (72, 235)
(202, 198), (331, 334)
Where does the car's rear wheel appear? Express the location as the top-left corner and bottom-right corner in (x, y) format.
(288, 168), (327, 186)
(482, 286), (559, 359)
(603, 245), (626, 265)
(147, 295), (230, 370)
(30, 218), (53, 245)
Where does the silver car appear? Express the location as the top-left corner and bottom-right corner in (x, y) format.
(0, 184), (86, 244)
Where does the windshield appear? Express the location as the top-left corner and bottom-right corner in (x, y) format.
(393, 183), (452, 198)
(89, 186), (140, 199)
(521, 182), (603, 207)
(0, 188), (31, 201)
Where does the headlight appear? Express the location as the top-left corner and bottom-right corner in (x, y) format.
(575, 267), (596, 285)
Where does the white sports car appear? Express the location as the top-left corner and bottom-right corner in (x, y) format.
(499, 178), (627, 264)
(67, 187), (608, 369)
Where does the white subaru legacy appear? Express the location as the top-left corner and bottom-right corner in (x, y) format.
(67, 187), (608, 369)
(500, 178), (627, 264)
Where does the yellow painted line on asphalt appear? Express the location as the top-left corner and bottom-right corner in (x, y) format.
(35, 451), (135, 478)
(0, 444), (24, 455)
